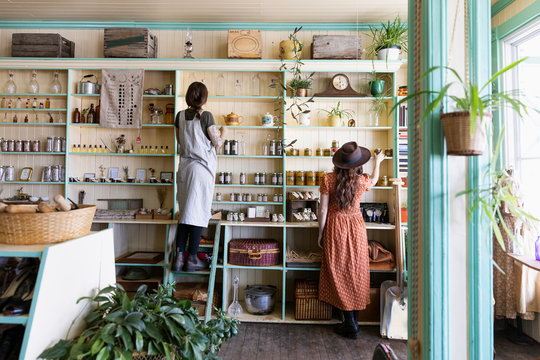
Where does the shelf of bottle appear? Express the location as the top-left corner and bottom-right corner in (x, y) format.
(1, 181), (64, 185)
(285, 156), (393, 160)
(70, 123), (174, 128)
(217, 155), (281, 159)
(215, 184), (283, 188)
(69, 93), (100, 97)
(0, 315), (29, 325)
(1, 152), (65, 155)
(285, 185), (392, 190)
(143, 95), (175, 98)
(179, 95), (276, 102)
(0, 122), (66, 126)
(286, 126), (393, 130)
(0, 108), (66, 112)
(69, 182), (173, 186)
(221, 125), (281, 130)
(0, 93), (67, 97)
(68, 152), (173, 157)
(213, 201), (283, 205)
(285, 96), (393, 101)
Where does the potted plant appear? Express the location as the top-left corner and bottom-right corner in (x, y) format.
(279, 27), (303, 60)
(393, 57), (532, 155)
(400, 201), (408, 223)
(367, 16), (408, 61)
(288, 76), (312, 97)
(39, 283), (239, 360)
(369, 95), (387, 126)
(368, 72), (387, 97)
(320, 101), (354, 127)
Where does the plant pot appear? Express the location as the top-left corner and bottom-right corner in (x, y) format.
(327, 115), (342, 127)
(376, 45), (401, 61)
(400, 207), (408, 223)
(296, 88), (308, 97)
(440, 111), (490, 156)
(280, 40), (302, 60)
(369, 80), (385, 96)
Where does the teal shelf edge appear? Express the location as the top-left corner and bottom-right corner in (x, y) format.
(222, 125), (281, 129)
(213, 201), (282, 205)
(68, 152), (173, 157)
(215, 184), (282, 188)
(0, 108), (66, 111)
(286, 185), (392, 189)
(286, 96), (393, 101)
(1, 152), (65, 155)
(217, 155), (281, 159)
(70, 93), (100, 96)
(143, 95), (175, 98)
(0, 93), (67, 96)
(286, 126), (393, 130)
(285, 267), (321, 271)
(115, 263), (165, 267)
(224, 264), (283, 270)
(0, 250), (43, 258)
(69, 182), (173, 186)
(171, 271), (210, 276)
(69, 123), (174, 128)
(2, 181), (63, 185)
(286, 156), (332, 159)
(0, 315), (28, 325)
(179, 95), (276, 100)
(0, 122), (66, 126)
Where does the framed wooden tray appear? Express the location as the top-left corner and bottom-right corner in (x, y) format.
(116, 251), (164, 264)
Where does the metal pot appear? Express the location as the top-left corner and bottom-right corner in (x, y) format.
(243, 285), (277, 315)
(78, 74), (100, 94)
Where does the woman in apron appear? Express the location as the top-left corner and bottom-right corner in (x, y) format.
(173, 82), (227, 272)
(317, 141), (385, 339)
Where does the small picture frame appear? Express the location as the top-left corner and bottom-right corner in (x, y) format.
(160, 171), (173, 183)
(108, 167), (119, 180)
(255, 205), (265, 218)
(136, 168), (146, 183)
(19, 167), (33, 181)
(84, 173), (96, 180)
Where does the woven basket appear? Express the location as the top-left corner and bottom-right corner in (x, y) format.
(295, 279), (332, 320)
(0, 204), (97, 245)
(441, 111), (490, 156)
(228, 239), (280, 266)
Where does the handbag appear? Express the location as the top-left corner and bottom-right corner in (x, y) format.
(369, 241), (395, 271)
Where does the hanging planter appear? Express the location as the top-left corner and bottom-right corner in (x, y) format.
(369, 80), (385, 96)
(440, 111), (490, 156)
(376, 45), (402, 61)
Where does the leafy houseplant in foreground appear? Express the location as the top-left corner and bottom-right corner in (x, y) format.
(39, 283), (239, 360)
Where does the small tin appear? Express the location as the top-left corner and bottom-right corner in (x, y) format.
(323, 148), (332, 157)
(31, 140), (40, 152)
(263, 194), (268, 202)
(316, 148), (323, 156)
(46, 137), (54, 152)
(216, 192), (222, 201)
(295, 171), (305, 185)
(230, 140), (238, 155)
(271, 172), (278, 185)
(269, 140), (276, 156)
(254, 172), (260, 185)
(7, 140), (15, 152)
(43, 166), (52, 182)
(15, 140), (23, 152)
(53, 137), (62, 152)
(276, 141), (283, 155)
(273, 193), (279, 202)
(223, 140), (230, 155)
(246, 193), (252, 202)
(278, 194), (283, 202)
(260, 172), (266, 185)
(286, 171), (295, 185)
(225, 172), (232, 184)
(22, 140), (31, 152)
(5, 166), (14, 181)
(1, 140), (8, 152)
(239, 172), (246, 185)
(278, 172), (283, 185)
(218, 172), (225, 184)
(257, 194), (263, 202)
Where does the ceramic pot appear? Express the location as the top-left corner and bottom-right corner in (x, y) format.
(222, 112), (244, 126)
(280, 40), (302, 60)
(327, 115), (342, 127)
(296, 88), (308, 97)
(369, 80), (385, 97)
(299, 112), (311, 126)
(376, 45), (401, 61)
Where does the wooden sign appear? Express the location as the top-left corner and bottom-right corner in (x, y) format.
(312, 35), (362, 60)
(228, 29), (262, 59)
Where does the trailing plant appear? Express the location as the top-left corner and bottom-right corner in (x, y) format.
(367, 16), (408, 57)
(370, 95), (387, 115)
(320, 101), (354, 120)
(39, 283), (239, 360)
(287, 77), (312, 91)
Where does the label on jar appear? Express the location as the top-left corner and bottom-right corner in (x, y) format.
(231, 140), (238, 155)
(223, 140), (230, 155)
(295, 171), (305, 185)
(260, 172), (266, 185)
(254, 173), (260, 185)
(15, 140), (23, 152)
(286, 171), (295, 185)
(271, 173), (278, 185)
(219, 172), (225, 184)
(239, 172), (246, 184)
(276, 141), (283, 155)
(269, 140), (276, 156)
(216, 193), (222, 201)
(278, 172), (283, 185)
(225, 172), (231, 184)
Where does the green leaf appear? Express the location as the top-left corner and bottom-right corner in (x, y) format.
(145, 322), (163, 341)
(124, 312), (145, 331)
(170, 313), (186, 325)
(105, 311), (125, 323)
(39, 339), (71, 359)
(121, 350), (133, 360)
(117, 326), (134, 351)
(148, 341), (159, 355)
(84, 311), (101, 324)
(91, 338), (104, 355)
(135, 331), (144, 353)
(96, 346), (110, 360)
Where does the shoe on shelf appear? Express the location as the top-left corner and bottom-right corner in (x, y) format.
(0, 325), (25, 360)
(184, 254), (209, 272)
(0, 270), (33, 311)
(3, 288), (34, 316)
(172, 249), (184, 272)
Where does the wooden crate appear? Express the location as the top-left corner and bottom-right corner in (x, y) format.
(228, 29), (262, 59)
(12, 33), (74, 58)
(286, 199), (318, 222)
(104, 28), (158, 58)
(295, 279), (332, 320)
(174, 282), (219, 315)
(312, 35), (362, 60)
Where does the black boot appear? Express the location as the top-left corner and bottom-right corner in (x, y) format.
(335, 311), (358, 339)
(172, 249), (184, 272)
(333, 309), (346, 332)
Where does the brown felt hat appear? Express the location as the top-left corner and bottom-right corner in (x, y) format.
(332, 141), (371, 169)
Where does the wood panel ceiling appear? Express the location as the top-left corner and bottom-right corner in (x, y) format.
(0, 0), (407, 23)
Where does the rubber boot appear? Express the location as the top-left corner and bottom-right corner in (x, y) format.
(336, 311), (358, 339)
(333, 309), (346, 333)
(185, 254), (209, 272)
(172, 249), (184, 272)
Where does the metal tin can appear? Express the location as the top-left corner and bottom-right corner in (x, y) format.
(7, 140), (14, 152)
(51, 165), (60, 182)
(230, 193), (236, 201)
(269, 140), (276, 156)
(278, 172), (283, 185)
(218, 172), (225, 184)
(323, 148), (332, 156)
(246, 193), (252, 202)
(223, 140), (230, 155)
(304, 148), (312, 156)
(225, 172), (232, 184)
(239, 172), (246, 185)
(257, 194), (263, 202)
(263, 194), (268, 202)
(23, 140), (30, 152)
(276, 140), (283, 155)
(316, 171), (326, 185)
(1, 140), (8, 152)
(278, 194), (283, 202)
(31, 140), (40, 152)
(316, 148), (323, 156)
(306, 171), (316, 186)
(43, 166), (52, 182)
(61, 137), (66, 152)
(5, 166), (14, 181)
(15, 140), (23, 152)
(235, 193), (241, 202)
(216, 192), (222, 201)
(273, 193), (279, 202)
(295, 171), (305, 185)
(260, 172), (266, 185)
(286, 171), (295, 185)
(271, 172), (278, 185)
(332, 140), (339, 148)
(46, 137), (54, 152)
(254, 172), (260, 185)
(230, 140), (238, 155)
(53, 137), (62, 152)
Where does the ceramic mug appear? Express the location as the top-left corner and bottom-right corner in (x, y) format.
(299, 112), (311, 126)
(261, 112), (277, 127)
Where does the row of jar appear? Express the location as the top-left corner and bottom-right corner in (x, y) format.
(216, 193), (284, 203)
(286, 171), (326, 186)
(0, 164), (65, 182)
(222, 139), (284, 156)
(0, 137), (66, 153)
(217, 172), (284, 185)
(1, 97), (54, 109)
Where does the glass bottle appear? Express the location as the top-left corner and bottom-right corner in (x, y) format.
(16, 97), (22, 109)
(45, 98), (50, 109)
(216, 74), (225, 96)
(50, 71), (62, 94)
(87, 103), (96, 124)
(0, 97), (5, 108)
(12, 114), (17, 123)
(28, 70), (39, 94)
(234, 79), (242, 96)
(5, 72), (16, 93)
(251, 73), (260, 96)
(32, 98), (37, 109)
(24, 114), (29, 123)
(7, 99), (12, 108)
(58, 112), (63, 124)
(25, 99), (29, 108)
(72, 144), (77, 153)
(72, 108), (80, 124)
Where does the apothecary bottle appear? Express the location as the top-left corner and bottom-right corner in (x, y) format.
(216, 74), (225, 96)
(251, 73), (260, 96)
(5, 72), (16, 94)
(50, 71), (62, 94)
(87, 103), (96, 124)
(234, 79), (242, 96)
(28, 70), (39, 94)
(72, 108), (80, 123)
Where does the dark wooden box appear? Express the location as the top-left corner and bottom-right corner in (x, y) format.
(312, 35), (362, 60)
(104, 28), (158, 58)
(286, 199), (319, 222)
(12, 33), (74, 58)
(357, 288), (380, 322)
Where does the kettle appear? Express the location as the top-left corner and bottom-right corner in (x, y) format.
(78, 74), (100, 94)
(222, 112), (244, 126)
(261, 112), (278, 127)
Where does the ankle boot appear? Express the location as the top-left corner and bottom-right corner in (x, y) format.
(185, 254), (209, 272)
(172, 249), (184, 272)
(333, 310), (346, 332)
(336, 311), (358, 339)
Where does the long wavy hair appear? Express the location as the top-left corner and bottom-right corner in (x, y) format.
(334, 166), (364, 210)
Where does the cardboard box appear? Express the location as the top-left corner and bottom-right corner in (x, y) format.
(228, 29), (262, 59)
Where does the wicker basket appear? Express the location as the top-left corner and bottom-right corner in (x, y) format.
(441, 111), (490, 156)
(0, 204), (97, 245)
(228, 239), (280, 266)
(295, 279), (332, 320)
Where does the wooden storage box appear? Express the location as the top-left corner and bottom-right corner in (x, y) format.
(104, 28), (158, 58)
(295, 279), (332, 320)
(174, 282), (219, 315)
(312, 35), (362, 60)
(357, 287), (380, 322)
(12, 33), (74, 58)
(227, 29), (262, 59)
(228, 239), (280, 266)
(117, 279), (159, 297)
(286, 199), (318, 222)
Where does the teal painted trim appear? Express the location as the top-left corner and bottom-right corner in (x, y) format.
(215, 184), (282, 188)
(68, 152), (174, 157)
(64, 70), (71, 200)
(163, 224), (170, 285)
(224, 264), (283, 270)
(4, 181), (63, 185)
(208, 95), (276, 100)
(491, 0), (515, 17)
(217, 155), (281, 159)
(0, 122), (66, 126)
(492, 1), (540, 39)
(223, 125), (278, 129)
(115, 262), (165, 267)
(281, 226), (286, 320)
(173, 70), (179, 218)
(0, 108), (66, 111)
(0, 93), (67, 96)
(221, 226), (229, 311)
(287, 96), (393, 101)
(205, 223), (221, 323)
(213, 201), (282, 205)
(68, 182), (173, 186)
(0, 315), (28, 325)
(2, 152), (65, 155)
(142, 95), (175, 98)
(0, 250), (43, 257)
(0, 21), (393, 31)
(286, 126), (393, 130)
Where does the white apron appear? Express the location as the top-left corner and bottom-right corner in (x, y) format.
(176, 110), (217, 227)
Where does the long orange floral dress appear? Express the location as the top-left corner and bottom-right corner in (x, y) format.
(318, 172), (372, 311)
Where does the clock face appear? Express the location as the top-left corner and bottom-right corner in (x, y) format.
(332, 74), (349, 91)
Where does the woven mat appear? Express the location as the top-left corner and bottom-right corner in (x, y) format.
(100, 69), (144, 128)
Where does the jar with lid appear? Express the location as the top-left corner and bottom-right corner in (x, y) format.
(276, 141), (283, 155)
(242, 193), (249, 202)
(53, 137), (62, 152)
(316, 148), (323, 156)
(46, 137), (54, 152)
(295, 171), (305, 185)
(42, 166), (52, 182)
(293, 148), (300, 156)
(380, 175), (389, 186)
(239, 172), (246, 185)
(5, 166), (15, 181)
(218, 172), (225, 184)
(235, 193), (241, 202)
(31, 140), (40, 152)
(323, 148), (332, 157)
(51, 165), (60, 182)
(246, 193), (252, 202)
(223, 140), (230, 155)
(316, 171), (325, 185)
(257, 194), (263, 202)
(273, 193), (279, 202)
(254, 172), (260, 185)
(7, 140), (15, 152)
(269, 140), (276, 156)
(15, 140), (22, 152)
(0, 139), (7, 152)
(259, 172), (267, 185)
(230, 140), (238, 155)
(230, 193), (236, 201)
(225, 172), (232, 184)
(165, 104), (175, 124)
(216, 192), (222, 201)
(305, 171), (316, 186)
(262, 194), (268, 202)
(278, 194), (283, 202)
(286, 171), (294, 185)
(331, 140), (339, 153)
(22, 140), (31, 152)
(304, 148), (313, 156)
(271, 173), (278, 185)
(278, 172), (283, 185)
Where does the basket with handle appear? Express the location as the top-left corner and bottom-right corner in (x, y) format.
(294, 279), (332, 320)
(0, 204), (97, 245)
(228, 239), (280, 266)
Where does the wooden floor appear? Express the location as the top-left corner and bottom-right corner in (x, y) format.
(217, 323), (540, 360)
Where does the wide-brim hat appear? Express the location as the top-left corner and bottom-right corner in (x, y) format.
(332, 141), (371, 169)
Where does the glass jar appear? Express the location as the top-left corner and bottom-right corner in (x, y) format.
(316, 148), (323, 156)
(216, 192), (222, 201)
(230, 193), (236, 201)
(254, 172), (260, 185)
(239, 172), (246, 185)
(164, 104), (175, 124)
(225, 172), (232, 184)
(278, 172), (283, 185)
(246, 193), (252, 202)
(230, 140), (238, 155)
(5, 72), (16, 93)
(251, 73), (260, 96)
(257, 194), (263, 202)
(31, 140), (40, 152)
(263, 194), (268, 202)
(216, 74), (225, 96)
(223, 140), (230, 155)
(273, 193), (279, 202)
(6, 140), (14, 152)
(5, 166), (14, 181)
(305, 171), (316, 186)
(295, 171), (305, 185)
(260, 172), (266, 185)
(316, 171), (326, 185)
(380, 175), (389, 186)
(269, 140), (276, 156)
(42, 166), (52, 182)
(22, 140), (31, 152)
(286, 171), (295, 185)
(14, 140), (23, 152)
(271, 172), (278, 185)
(28, 70), (39, 94)
(50, 71), (62, 94)
(304, 148), (313, 156)
(276, 141), (283, 155)
(218, 172), (225, 184)
(323, 148), (332, 157)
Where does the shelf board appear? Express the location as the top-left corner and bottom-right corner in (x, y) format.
(70, 93), (100, 97)
(285, 156), (392, 160)
(115, 262), (165, 267)
(69, 123), (174, 128)
(0, 314), (29, 325)
(221, 125), (281, 130)
(180, 95), (276, 102)
(285, 266), (396, 272)
(93, 219), (176, 224)
(217, 155), (281, 159)
(1, 152), (65, 155)
(224, 264), (283, 270)
(285, 185), (392, 190)
(0, 108), (66, 111)
(0, 93), (67, 97)
(0, 122), (67, 126)
(171, 270), (211, 276)
(220, 221), (395, 230)
(286, 126), (393, 130)
(214, 184), (282, 188)
(286, 96), (393, 101)
(220, 221), (285, 227)
(0, 243), (47, 257)
(1, 181), (63, 185)
(142, 94), (175, 98)
(68, 152), (173, 157)
(70, 182), (172, 186)
(213, 201), (282, 205)
(226, 301), (283, 323)
(116, 275), (163, 282)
